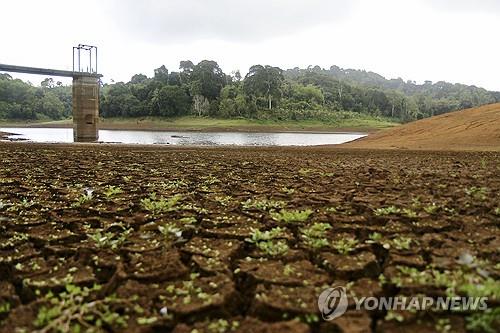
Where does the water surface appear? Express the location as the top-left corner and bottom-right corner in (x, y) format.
(0, 127), (365, 146)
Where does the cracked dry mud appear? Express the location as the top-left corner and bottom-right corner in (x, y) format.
(0, 143), (498, 333)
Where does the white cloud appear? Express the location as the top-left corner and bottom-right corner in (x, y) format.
(104, 0), (357, 43)
(0, 0), (499, 91)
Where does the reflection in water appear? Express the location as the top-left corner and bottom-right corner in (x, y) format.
(0, 127), (365, 146)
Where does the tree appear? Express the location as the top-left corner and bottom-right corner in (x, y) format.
(243, 65), (284, 110)
(153, 65), (169, 84)
(179, 60), (194, 84)
(41, 78), (55, 89)
(34, 92), (65, 119)
(153, 85), (191, 117)
(168, 72), (182, 86)
(190, 60), (225, 100)
(232, 70), (242, 83)
(130, 74), (148, 84)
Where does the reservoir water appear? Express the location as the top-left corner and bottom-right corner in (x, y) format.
(0, 127), (365, 146)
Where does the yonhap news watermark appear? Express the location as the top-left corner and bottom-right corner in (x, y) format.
(318, 286), (488, 321)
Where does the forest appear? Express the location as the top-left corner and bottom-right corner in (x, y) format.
(1, 61), (499, 122)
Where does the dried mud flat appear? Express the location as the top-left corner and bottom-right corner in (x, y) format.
(344, 103), (500, 151)
(0, 142), (498, 333)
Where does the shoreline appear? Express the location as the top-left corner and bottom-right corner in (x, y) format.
(0, 131), (16, 140)
(0, 117), (394, 134)
(2, 140), (499, 152)
(0, 125), (368, 135)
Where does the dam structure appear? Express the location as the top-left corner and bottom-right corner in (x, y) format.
(0, 44), (102, 142)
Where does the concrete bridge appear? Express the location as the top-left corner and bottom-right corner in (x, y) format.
(0, 45), (102, 142)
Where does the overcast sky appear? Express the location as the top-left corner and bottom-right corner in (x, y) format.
(1, 0), (500, 90)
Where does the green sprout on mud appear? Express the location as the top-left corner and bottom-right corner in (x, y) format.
(391, 237), (413, 251)
(299, 313), (320, 324)
(162, 179), (188, 190)
(458, 277), (500, 299)
(270, 209), (313, 223)
(246, 227), (289, 256)
(298, 168), (314, 175)
(33, 284), (138, 333)
(71, 188), (94, 208)
(480, 158), (488, 169)
(246, 227), (285, 243)
(435, 318), (452, 333)
(241, 199), (286, 211)
(0, 232), (29, 250)
(374, 206), (401, 216)
(495, 207), (500, 216)
(0, 302), (10, 314)
(179, 216), (197, 224)
(464, 186), (488, 201)
(411, 197), (422, 209)
(140, 193), (182, 215)
(137, 316), (158, 325)
(214, 195), (232, 206)
(365, 232), (383, 245)
(202, 175), (220, 185)
(206, 319), (240, 333)
(325, 207), (338, 213)
(332, 238), (358, 255)
(158, 223), (183, 241)
(283, 264), (295, 276)
(20, 198), (34, 208)
(6, 198), (34, 212)
(281, 187), (295, 195)
(301, 223), (331, 249)
(255, 240), (289, 257)
(384, 310), (404, 322)
(370, 232), (382, 241)
(164, 274), (222, 306)
(423, 203), (439, 214)
(89, 229), (132, 250)
(103, 185), (123, 198)
(391, 265), (500, 299)
(443, 207), (456, 215)
(402, 208), (418, 218)
(466, 307), (500, 333)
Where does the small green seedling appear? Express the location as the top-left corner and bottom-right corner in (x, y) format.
(256, 240), (289, 256)
(301, 223), (331, 249)
(281, 187), (295, 195)
(270, 209), (312, 223)
(141, 193), (182, 215)
(332, 238), (358, 254)
(104, 185), (123, 198)
(374, 206), (401, 216)
(241, 198), (286, 211)
(423, 203), (439, 214)
(246, 227), (289, 256)
(34, 284), (140, 332)
(246, 227), (285, 243)
(464, 186), (488, 201)
(366, 232), (382, 244)
(392, 237), (413, 251)
(158, 223), (183, 241)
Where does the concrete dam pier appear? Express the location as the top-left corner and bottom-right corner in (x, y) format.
(72, 76), (99, 141)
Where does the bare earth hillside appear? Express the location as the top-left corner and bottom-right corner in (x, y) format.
(343, 103), (500, 151)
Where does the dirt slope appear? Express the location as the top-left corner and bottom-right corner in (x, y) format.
(343, 103), (500, 151)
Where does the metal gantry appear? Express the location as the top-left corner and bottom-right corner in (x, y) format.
(73, 44), (98, 74)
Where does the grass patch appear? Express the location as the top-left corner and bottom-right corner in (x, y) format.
(1, 115), (397, 132)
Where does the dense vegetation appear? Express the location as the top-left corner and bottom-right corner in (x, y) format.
(1, 62), (499, 122)
(0, 74), (71, 120)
